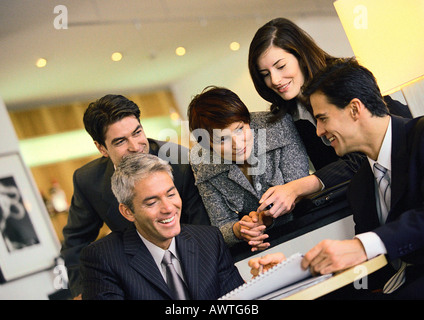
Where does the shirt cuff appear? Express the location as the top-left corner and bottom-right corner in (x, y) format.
(355, 232), (387, 260)
(317, 177), (325, 190)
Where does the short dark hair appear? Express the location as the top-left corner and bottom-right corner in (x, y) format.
(83, 94), (141, 146)
(187, 86), (250, 145)
(303, 58), (389, 117)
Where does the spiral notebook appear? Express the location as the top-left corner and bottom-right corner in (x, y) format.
(219, 253), (331, 300)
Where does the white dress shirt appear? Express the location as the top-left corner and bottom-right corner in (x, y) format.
(137, 231), (187, 284)
(355, 118), (392, 260)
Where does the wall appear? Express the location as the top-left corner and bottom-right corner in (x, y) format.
(8, 90), (180, 208)
(0, 97), (61, 299)
(8, 90), (181, 243)
(171, 16), (356, 116)
(171, 15), (407, 116)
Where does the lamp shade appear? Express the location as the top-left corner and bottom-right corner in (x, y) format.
(334, 0), (424, 95)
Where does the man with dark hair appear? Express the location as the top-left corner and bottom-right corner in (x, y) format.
(61, 94), (210, 298)
(250, 59), (424, 299)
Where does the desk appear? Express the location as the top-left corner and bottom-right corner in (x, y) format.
(231, 182), (352, 263)
(283, 255), (388, 300)
(234, 182), (356, 281)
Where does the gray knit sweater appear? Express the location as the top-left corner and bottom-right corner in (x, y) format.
(190, 112), (309, 246)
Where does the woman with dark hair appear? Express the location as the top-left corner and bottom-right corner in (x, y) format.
(248, 18), (412, 218)
(188, 86), (309, 250)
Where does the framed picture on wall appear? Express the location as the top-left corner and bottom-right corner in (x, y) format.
(0, 153), (60, 283)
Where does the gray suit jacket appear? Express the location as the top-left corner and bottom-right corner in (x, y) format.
(80, 224), (244, 300)
(190, 112), (309, 246)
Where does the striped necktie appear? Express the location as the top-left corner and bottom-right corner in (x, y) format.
(373, 163), (409, 294)
(373, 162), (391, 223)
(162, 250), (190, 300)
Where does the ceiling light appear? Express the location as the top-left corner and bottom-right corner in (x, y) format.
(170, 111), (180, 121)
(230, 42), (240, 51)
(111, 52), (123, 62)
(36, 58), (47, 68)
(175, 47), (186, 56)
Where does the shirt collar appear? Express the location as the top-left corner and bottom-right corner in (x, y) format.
(136, 230), (178, 266)
(368, 117), (392, 171)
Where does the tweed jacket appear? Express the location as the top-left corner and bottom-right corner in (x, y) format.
(190, 112), (309, 246)
(80, 224), (245, 300)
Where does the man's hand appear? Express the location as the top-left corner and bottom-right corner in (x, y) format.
(301, 239), (367, 275)
(248, 252), (286, 278)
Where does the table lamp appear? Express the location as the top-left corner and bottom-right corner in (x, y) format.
(334, 0), (424, 117)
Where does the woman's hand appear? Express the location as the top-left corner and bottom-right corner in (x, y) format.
(234, 211), (271, 252)
(257, 175), (323, 218)
(257, 184), (297, 218)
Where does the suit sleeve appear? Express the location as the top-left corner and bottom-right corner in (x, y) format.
(277, 113), (310, 182)
(374, 126), (424, 264)
(195, 180), (242, 247)
(80, 243), (125, 300)
(314, 152), (366, 188)
(60, 170), (104, 296)
(374, 207), (424, 263)
(214, 228), (245, 296)
(384, 95), (412, 119)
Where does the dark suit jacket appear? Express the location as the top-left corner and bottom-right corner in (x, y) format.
(348, 115), (424, 266)
(80, 224), (245, 300)
(61, 139), (210, 295)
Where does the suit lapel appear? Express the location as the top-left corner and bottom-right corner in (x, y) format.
(101, 158), (127, 228)
(176, 227), (199, 299)
(388, 116), (409, 222)
(348, 163), (380, 232)
(203, 165), (257, 214)
(123, 226), (172, 298)
(227, 165), (257, 196)
(101, 158), (116, 203)
(349, 117), (412, 229)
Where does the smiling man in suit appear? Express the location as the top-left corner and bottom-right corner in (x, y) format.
(80, 153), (244, 300)
(61, 94), (210, 298)
(249, 58), (424, 299)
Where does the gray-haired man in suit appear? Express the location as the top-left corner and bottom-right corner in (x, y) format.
(61, 94), (210, 298)
(80, 153), (244, 300)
